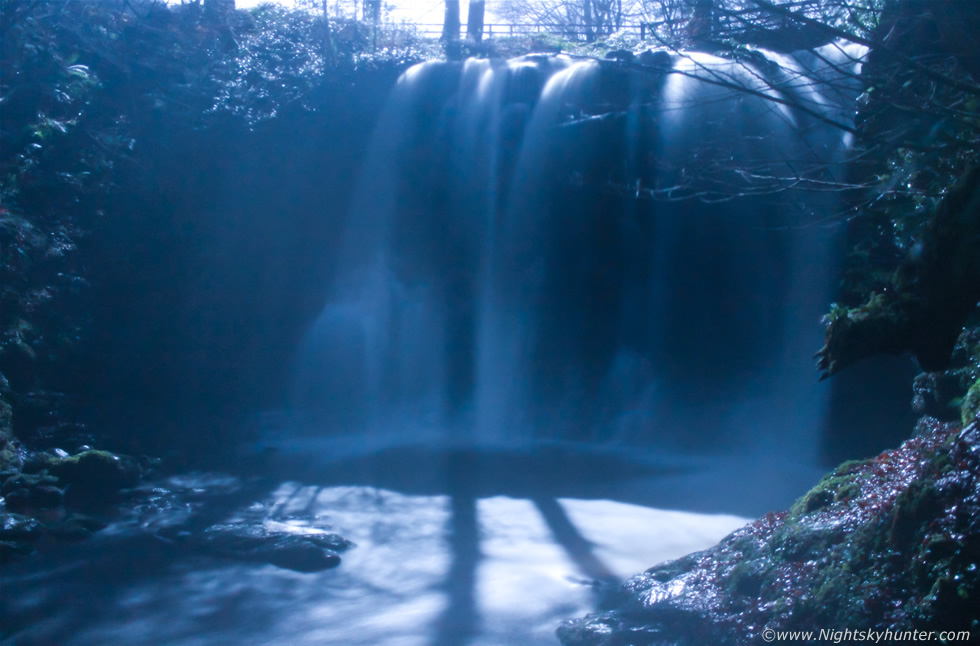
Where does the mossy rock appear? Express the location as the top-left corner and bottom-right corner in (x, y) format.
(47, 513), (108, 541)
(0, 400), (23, 472)
(557, 421), (980, 645)
(960, 378), (980, 426)
(888, 479), (942, 549)
(1, 472), (58, 496)
(788, 459), (869, 520)
(47, 450), (141, 506)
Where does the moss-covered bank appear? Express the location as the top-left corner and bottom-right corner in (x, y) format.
(558, 418), (980, 644)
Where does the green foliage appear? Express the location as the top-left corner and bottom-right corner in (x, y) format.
(202, 5), (430, 125)
(961, 379), (980, 427)
(842, 0), (980, 284)
(568, 28), (643, 57)
(788, 459), (869, 519)
(0, 397), (20, 471)
(823, 302), (851, 324)
(820, 0), (980, 378)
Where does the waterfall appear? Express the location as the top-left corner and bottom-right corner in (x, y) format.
(295, 42), (867, 460)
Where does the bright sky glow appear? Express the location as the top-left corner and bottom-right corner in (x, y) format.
(225, 0), (493, 25)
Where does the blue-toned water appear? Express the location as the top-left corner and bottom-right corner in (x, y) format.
(2, 43), (876, 646)
(296, 43), (867, 463)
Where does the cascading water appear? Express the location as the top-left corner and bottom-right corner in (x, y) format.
(295, 42), (867, 464)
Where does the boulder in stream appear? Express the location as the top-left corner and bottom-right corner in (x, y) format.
(202, 522), (352, 572)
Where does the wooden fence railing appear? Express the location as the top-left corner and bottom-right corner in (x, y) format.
(402, 21), (661, 41)
(381, 2), (852, 46)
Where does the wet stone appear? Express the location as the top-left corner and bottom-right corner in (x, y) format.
(1, 513), (45, 542)
(604, 49), (634, 62)
(1, 473), (58, 496)
(557, 421), (980, 645)
(912, 372), (962, 420)
(959, 421), (979, 447)
(33, 484), (63, 508)
(637, 49), (672, 68)
(1, 472), (65, 510)
(202, 523), (351, 572)
(47, 513), (108, 541)
(3, 489), (33, 513)
(49, 450), (142, 507)
(0, 539), (35, 564)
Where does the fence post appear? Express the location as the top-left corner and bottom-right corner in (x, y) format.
(640, 23), (646, 40)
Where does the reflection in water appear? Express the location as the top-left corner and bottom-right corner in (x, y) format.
(0, 458), (749, 646)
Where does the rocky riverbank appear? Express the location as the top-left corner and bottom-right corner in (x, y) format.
(1, 448), (351, 572)
(558, 417), (980, 644)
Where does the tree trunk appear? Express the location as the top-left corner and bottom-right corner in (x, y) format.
(687, 0), (714, 43)
(583, 0), (595, 42)
(321, 0), (336, 65)
(365, 0), (381, 24)
(466, 0), (485, 42)
(442, 0), (461, 42)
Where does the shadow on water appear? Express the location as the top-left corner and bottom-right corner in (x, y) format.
(532, 497), (619, 594)
(235, 437), (776, 646)
(421, 446), (630, 645)
(0, 441), (766, 646)
(248, 433), (817, 516)
(432, 452), (481, 646)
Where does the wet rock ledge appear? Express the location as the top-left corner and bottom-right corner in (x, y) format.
(1, 448), (139, 563)
(2, 446), (352, 572)
(558, 418), (980, 645)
